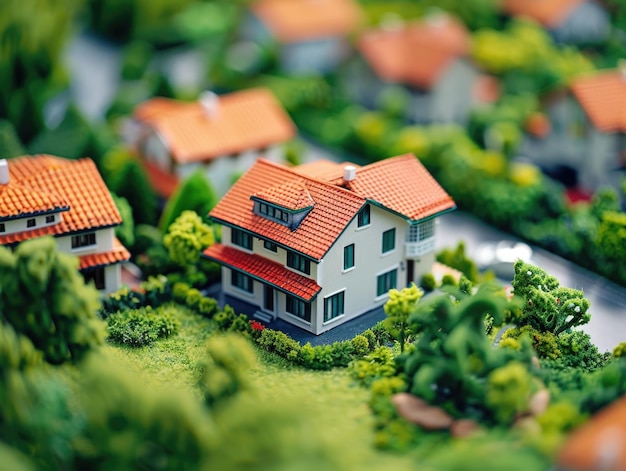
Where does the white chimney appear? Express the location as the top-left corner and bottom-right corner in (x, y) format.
(199, 91), (220, 118)
(343, 165), (356, 182)
(0, 159), (9, 185)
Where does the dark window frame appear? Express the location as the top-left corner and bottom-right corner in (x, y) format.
(71, 232), (97, 249)
(231, 228), (253, 250)
(377, 269), (398, 297)
(287, 251), (311, 275)
(286, 295), (311, 322)
(343, 244), (355, 270)
(231, 270), (253, 293)
(382, 228), (396, 254)
(357, 204), (370, 227)
(324, 291), (345, 322)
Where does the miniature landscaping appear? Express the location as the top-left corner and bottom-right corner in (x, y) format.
(2, 0), (626, 469)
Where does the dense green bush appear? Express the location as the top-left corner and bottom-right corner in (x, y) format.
(420, 272), (437, 292)
(107, 306), (180, 347)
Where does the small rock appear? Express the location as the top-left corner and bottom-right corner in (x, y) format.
(450, 419), (480, 438)
(529, 389), (550, 416)
(391, 393), (453, 430)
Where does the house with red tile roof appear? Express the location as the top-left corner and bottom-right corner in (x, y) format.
(556, 395), (626, 471)
(129, 87), (296, 197)
(239, 0), (363, 75)
(519, 66), (626, 192)
(202, 154), (455, 335)
(346, 14), (483, 124)
(0, 155), (130, 293)
(502, 0), (609, 45)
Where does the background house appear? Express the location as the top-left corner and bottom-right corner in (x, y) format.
(128, 87), (296, 197)
(239, 0), (363, 75)
(203, 154), (455, 335)
(346, 14), (479, 124)
(502, 0), (610, 45)
(520, 66), (626, 193)
(0, 155), (130, 293)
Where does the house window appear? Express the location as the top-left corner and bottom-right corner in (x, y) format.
(287, 251), (311, 275)
(83, 267), (106, 290)
(71, 232), (97, 249)
(357, 204), (370, 227)
(286, 295), (311, 322)
(377, 269), (397, 297)
(259, 202), (289, 224)
(408, 220), (435, 242)
(45, 215), (55, 224)
(324, 291), (345, 322)
(343, 244), (355, 270)
(231, 228), (252, 250)
(26, 218), (36, 228)
(231, 270), (253, 293)
(0, 223), (4, 233)
(382, 228), (396, 254)
(264, 240), (278, 252)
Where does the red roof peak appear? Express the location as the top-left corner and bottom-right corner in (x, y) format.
(253, 179), (314, 210)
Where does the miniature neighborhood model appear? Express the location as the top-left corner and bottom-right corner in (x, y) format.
(0, 155), (130, 293)
(128, 87), (296, 197)
(347, 14), (481, 124)
(203, 153), (456, 335)
(240, 0), (363, 75)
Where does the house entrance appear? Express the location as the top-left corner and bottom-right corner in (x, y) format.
(406, 260), (414, 286)
(263, 285), (275, 313)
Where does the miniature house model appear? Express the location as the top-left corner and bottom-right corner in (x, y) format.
(349, 14), (479, 124)
(502, 0), (610, 45)
(0, 155), (130, 293)
(240, 0), (363, 75)
(203, 154), (456, 335)
(129, 87), (296, 197)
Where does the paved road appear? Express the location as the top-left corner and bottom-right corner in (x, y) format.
(437, 211), (626, 352)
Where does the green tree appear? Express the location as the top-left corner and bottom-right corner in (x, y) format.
(383, 283), (423, 352)
(111, 193), (135, 249)
(436, 241), (481, 283)
(159, 168), (218, 233)
(0, 238), (106, 365)
(163, 210), (215, 268)
(511, 261), (591, 335)
(0, 119), (25, 158)
(485, 362), (534, 424)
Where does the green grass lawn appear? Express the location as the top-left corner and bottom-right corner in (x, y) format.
(105, 305), (417, 470)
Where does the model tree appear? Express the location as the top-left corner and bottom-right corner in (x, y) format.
(163, 210), (214, 268)
(510, 260), (591, 335)
(0, 237), (106, 365)
(383, 283), (423, 352)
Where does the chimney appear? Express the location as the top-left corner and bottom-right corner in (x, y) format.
(0, 159), (9, 185)
(199, 91), (219, 118)
(343, 165), (356, 182)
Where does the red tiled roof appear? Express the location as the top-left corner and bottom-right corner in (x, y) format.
(502, 0), (584, 27)
(0, 156), (122, 245)
(251, 0), (363, 43)
(79, 239), (131, 270)
(557, 395), (626, 470)
(143, 160), (180, 198)
(203, 243), (321, 301)
(134, 88), (296, 164)
(571, 70), (626, 133)
(357, 16), (471, 89)
(253, 180), (314, 210)
(210, 159), (366, 260)
(210, 154), (455, 260)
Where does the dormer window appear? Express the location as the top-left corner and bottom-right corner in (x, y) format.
(251, 181), (315, 231)
(46, 215), (55, 224)
(0, 223), (4, 233)
(26, 218), (36, 228)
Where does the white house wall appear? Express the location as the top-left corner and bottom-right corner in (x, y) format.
(0, 212), (63, 236)
(580, 129), (617, 191)
(56, 227), (116, 255)
(431, 59), (478, 124)
(103, 264), (122, 294)
(143, 130), (173, 172)
(552, 2), (610, 44)
(281, 38), (348, 75)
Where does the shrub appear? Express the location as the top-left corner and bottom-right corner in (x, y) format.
(107, 306), (180, 347)
(348, 346), (396, 386)
(351, 335), (370, 357)
(420, 272), (437, 292)
(613, 342), (626, 358)
(185, 288), (203, 310)
(172, 282), (191, 303)
(441, 274), (457, 287)
(198, 298), (219, 318)
(214, 305), (237, 331)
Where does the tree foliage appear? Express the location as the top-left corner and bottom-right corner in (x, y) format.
(0, 238), (106, 364)
(163, 210), (215, 268)
(436, 241), (481, 283)
(383, 283), (423, 352)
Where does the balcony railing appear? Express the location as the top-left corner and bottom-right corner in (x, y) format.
(405, 237), (436, 258)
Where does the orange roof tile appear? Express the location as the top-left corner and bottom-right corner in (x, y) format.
(203, 243), (321, 301)
(253, 180), (314, 210)
(143, 160), (180, 198)
(357, 16), (471, 89)
(570, 70), (626, 133)
(557, 395), (626, 470)
(251, 0), (363, 43)
(0, 156), (122, 245)
(502, 0), (585, 27)
(79, 239), (131, 270)
(134, 88), (296, 165)
(210, 154), (455, 260)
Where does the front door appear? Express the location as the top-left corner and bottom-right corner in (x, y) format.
(406, 260), (414, 286)
(263, 285), (275, 313)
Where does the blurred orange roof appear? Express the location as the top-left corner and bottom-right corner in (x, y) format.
(79, 238), (130, 270)
(571, 69), (626, 133)
(210, 154), (455, 260)
(251, 0), (363, 42)
(134, 88), (296, 164)
(357, 16), (471, 89)
(0, 156), (122, 245)
(557, 395), (626, 470)
(502, 0), (585, 27)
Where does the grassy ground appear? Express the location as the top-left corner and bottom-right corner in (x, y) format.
(105, 305), (417, 470)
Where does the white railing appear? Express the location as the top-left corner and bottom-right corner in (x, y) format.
(405, 237), (436, 257)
